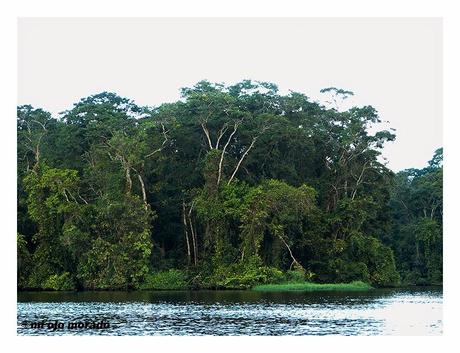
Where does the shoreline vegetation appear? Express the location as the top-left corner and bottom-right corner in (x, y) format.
(252, 281), (373, 292)
(17, 281), (443, 293)
(19, 282), (375, 292)
(17, 81), (443, 292)
(19, 266), (441, 292)
(136, 269), (376, 292)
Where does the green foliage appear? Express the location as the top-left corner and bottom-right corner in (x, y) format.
(139, 269), (188, 290)
(284, 270), (307, 282)
(253, 281), (373, 292)
(218, 266), (284, 289)
(77, 237), (125, 290)
(24, 166), (80, 220)
(325, 233), (400, 287)
(17, 82), (441, 291)
(77, 196), (154, 290)
(22, 164), (81, 289)
(388, 149), (442, 285)
(42, 272), (75, 291)
(202, 256), (285, 289)
(367, 240), (400, 287)
(17, 234), (31, 289)
(240, 180), (317, 266)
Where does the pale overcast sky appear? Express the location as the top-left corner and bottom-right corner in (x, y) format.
(18, 18), (442, 171)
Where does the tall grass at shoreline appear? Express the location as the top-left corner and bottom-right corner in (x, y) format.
(252, 281), (373, 292)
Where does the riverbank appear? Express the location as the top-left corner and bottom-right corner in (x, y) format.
(18, 282), (445, 292)
(18, 280), (375, 292)
(252, 280), (373, 292)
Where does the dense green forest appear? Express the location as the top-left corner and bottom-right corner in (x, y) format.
(17, 80), (442, 290)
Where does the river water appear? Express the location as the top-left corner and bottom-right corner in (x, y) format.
(17, 287), (442, 335)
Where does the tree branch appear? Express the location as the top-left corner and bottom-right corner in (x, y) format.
(145, 123), (169, 158)
(201, 122), (213, 150)
(215, 123), (229, 150)
(227, 136), (257, 185)
(217, 121), (240, 185)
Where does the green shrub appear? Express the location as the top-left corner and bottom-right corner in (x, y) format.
(42, 272), (75, 291)
(338, 262), (370, 283)
(253, 280), (373, 292)
(428, 269), (442, 285)
(198, 256), (285, 289)
(284, 270), (306, 282)
(139, 269), (188, 290)
(217, 266), (284, 289)
(17, 234), (31, 289)
(402, 270), (431, 286)
(327, 234), (400, 287)
(369, 244), (401, 287)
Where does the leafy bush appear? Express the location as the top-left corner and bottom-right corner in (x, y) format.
(428, 269), (442, 285)
(253, 280), (373, 292)
(369, 242), (400, 287)
(17, 234), (31, 289)
(139, 269), (188, 290)
(42, 272), (75, 291)
(217, 266), (284, 289)
(338, 233), (400, 287)
(339, 261), (370, 283)
(202, 256), (285, 289)
(284, 270), (306, 282)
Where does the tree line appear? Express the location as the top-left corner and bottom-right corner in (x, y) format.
(17, 80), (443, 290)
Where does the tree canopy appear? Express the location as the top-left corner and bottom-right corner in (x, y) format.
(17, 80), (442, 290)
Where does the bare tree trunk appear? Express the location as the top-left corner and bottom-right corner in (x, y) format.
(77, 190), (89, 204)
(215, 123), (229, 150)
(125, 165), (132, 194)
(138, 174), (148, 209)
(275, 230), (303, 271)
(227, 137), (257, 185)
(64, 188), (78, 203)
(35, 147), (40, 167)
(351, 162), (368, 200)
(25, 120), (47, 168)
(217, 122), (239, 185)
(182, 201), (192, 265)
(430, 201), (439, 220)
(189, 214), (198, 266)
(201, 122), (214, 150)
(188, 202), (198, 265)
(63, 189), (70, 203)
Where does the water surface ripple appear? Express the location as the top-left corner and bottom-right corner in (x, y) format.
(17, 287), (442, 335)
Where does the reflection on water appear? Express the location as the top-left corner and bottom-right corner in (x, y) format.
(17, 287), (442, 336)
